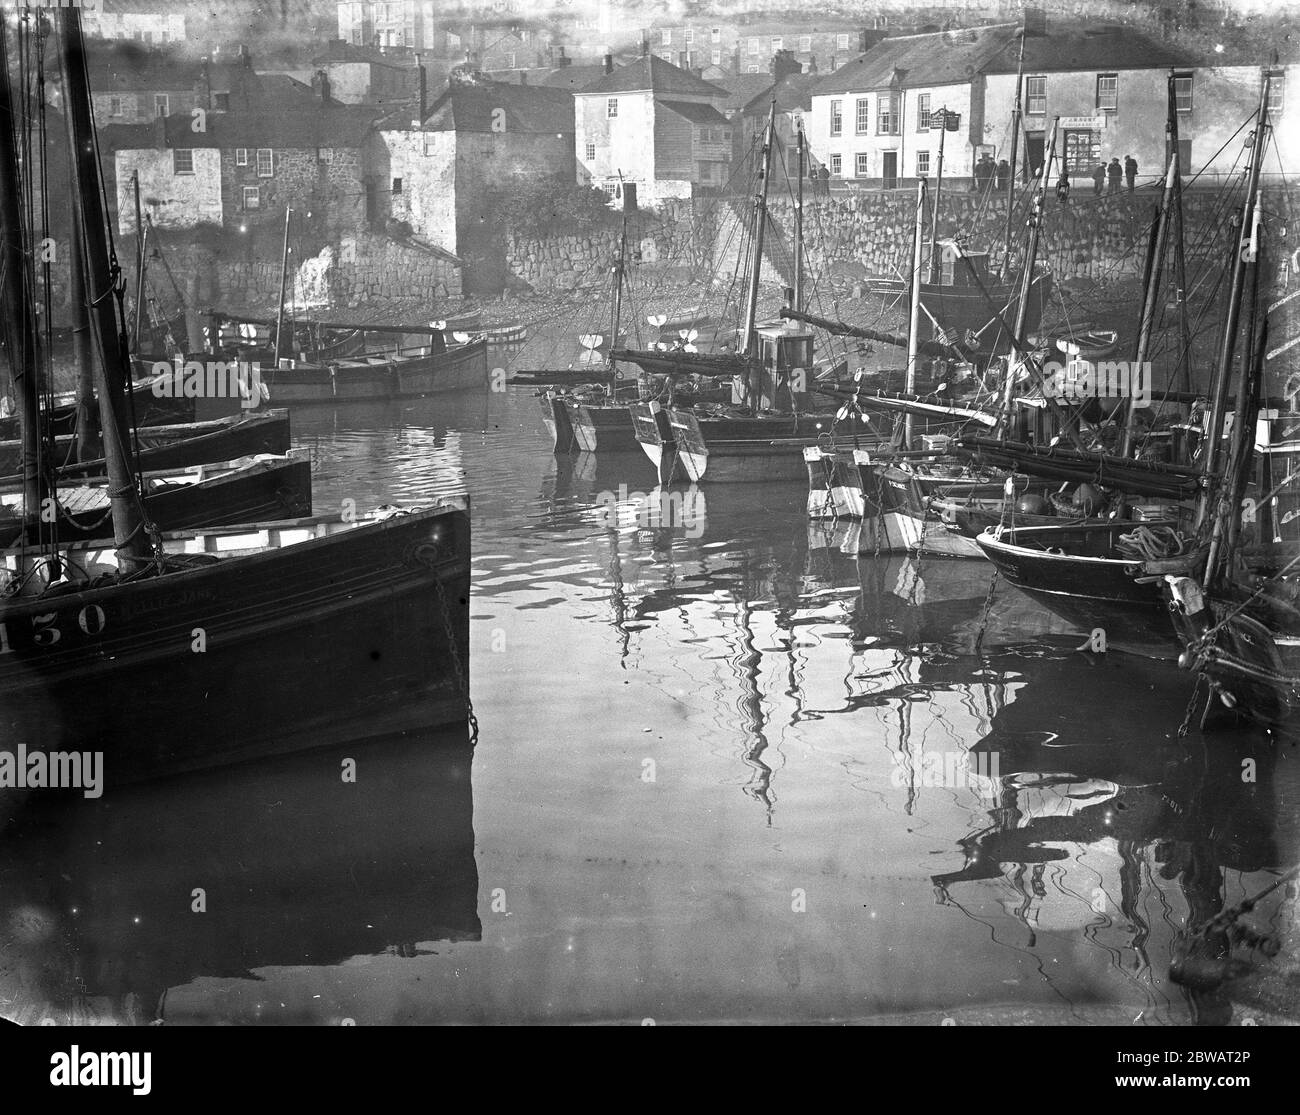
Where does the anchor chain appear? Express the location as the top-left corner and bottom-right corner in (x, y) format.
(427, 546), (478, 744)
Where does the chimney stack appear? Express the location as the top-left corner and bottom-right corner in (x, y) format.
(603, 53), (614, 75)
(313, 69), (331, 104)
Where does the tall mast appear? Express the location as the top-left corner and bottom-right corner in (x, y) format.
(131, 169), (147, 351)
(0, 15), (48, 517)
(609, 174), (628, 384)
(1000, 25), (1027, 280)
(741, 99), (776, 360)
(1167, 71), (1193, 394)
(58, 5), (148, 568)
(272, 205), (292, 366)
(929, 106), (947, 281)
(1197, 70), (1272, 536)
(794, 117), (804, 313)
(1118, 150), (1177, 457)
(996, 118), (1056, 440)
(903, 178), (926, 450)
(69, 199), (101, 462)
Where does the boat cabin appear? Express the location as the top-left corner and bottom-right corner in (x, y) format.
(734, 319), (814, 412)
(931, 238), (989, 287)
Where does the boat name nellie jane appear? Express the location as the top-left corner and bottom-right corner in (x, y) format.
(0, 745), (103, 798)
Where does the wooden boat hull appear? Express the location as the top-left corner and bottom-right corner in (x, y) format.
(259, 339), (489, 403)
(567, 401), (641, 454)
(0, 500), (470, 776)
(0, 455), (313, 547)
(540, 391), (577, 453)
(0, 376), (217, 441)
(1, 410), (293, 483)
(654, 409), (847, 483)
(975, 521), (1185, 653)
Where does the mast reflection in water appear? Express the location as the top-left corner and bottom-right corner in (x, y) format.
(2, 382), (1297, 1025)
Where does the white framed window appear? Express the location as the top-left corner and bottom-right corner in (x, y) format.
(748, 37), (759, 54)
(505, 51), (515, 68)
(711, 50), (721, 65)
(242, 186), (260, 209)
(585, 142), (596, 160)
(173, 148), (194, 175)
(829, 153), (842, 176)
(711, 27), (720, 44)
(877, 91), (900, 135)
(1026, 75), (1046, 115)
(109, 95), (122, 117)
(318, 147), (334, 162)
(837, 34), (850, 50)
(685, 28), (693, 44)
(830, 99), (842, 136)
(154, 93), (169, 117)
(661, 29), (671, 45)
(747, 64), (759, 73)
(799, 36), (811, 53)
(917, 93), (930, 130)
(916, 150), (930, 176)
(855, 97), (869, 134)
(1174, 73), (1193, 114)
(855, 152), (870, 177)
(771, 37), (782, 52)
(1096, 72), (1118, 112)
(235, 147), (249, 166)
(256, 148), (274, 177)
(607, 97), (618, 118)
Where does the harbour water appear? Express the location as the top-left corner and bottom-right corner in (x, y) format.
(2, 381), (1298, 1026)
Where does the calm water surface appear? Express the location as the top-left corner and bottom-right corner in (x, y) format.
(3, 376), (1298, 1026)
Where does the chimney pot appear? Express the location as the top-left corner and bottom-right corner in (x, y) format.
(603, 52), (613, 75)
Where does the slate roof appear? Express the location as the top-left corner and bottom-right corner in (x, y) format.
(418, 78), (575, 134)
(659, 100), (731, 126)
(577, 54), (727, 98)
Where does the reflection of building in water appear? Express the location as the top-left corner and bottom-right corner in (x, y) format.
(0, 726), (477, 1025)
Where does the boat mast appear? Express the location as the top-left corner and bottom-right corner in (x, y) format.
(57, 5), (149, 568)
(0, 15), (49, 517)
(131, 169), (147, 351)
(1118, 150), (1177, 457)
(1197, 70), (1272, 539)
(929, 106), (947, 280)
(995, 118), (1057, 440)
(903, 178), (926, 450)
(69, 195), (101, 463)
(609, 172), (627, 385)
(742, 100), (776, 360)
(272, 205), (292, 366)
(1167, 71), (1193, 395)
(1000, 25), (1028, 281)
(794, 117), (804, 313)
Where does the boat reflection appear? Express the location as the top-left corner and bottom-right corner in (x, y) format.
(0, 721), (477, 1025)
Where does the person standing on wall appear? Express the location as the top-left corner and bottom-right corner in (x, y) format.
(1124, 153), (1138, 193)
(1091, 161), (1106, 196)
(1107, 157), (1122, 195)
(995, 158), (1010, 195)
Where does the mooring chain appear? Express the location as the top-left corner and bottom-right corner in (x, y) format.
(429, 554), (478, 745)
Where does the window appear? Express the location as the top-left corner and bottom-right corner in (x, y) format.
(711, 50), (721, 65)
(799, 35), (811, 53)
(392, 176), (403, 194)
(747, 64), (759, 73)
(1096, 73), (1118, 112)
(877, 91), (899, 135)
(242, 186), (260, 209)
(837, 33), (850, 50)
(661, 29), (671, 45)
(917, 92), (930, 130)
(256, 148), (273, 177)
(829, 153), (841, 176)
(318, 147), (334, 162)
(154, 94), (169, 117)
(212, 92), (230, 111)
(748, 37), (759, 54)
(830, 98), (842, 136)
(172, 149), (194, 175)
(1174, 73), (1192, 114)
(854, 97), (869, 134)
(1026, 75), (1046, 115)
(855, 152), (870, 177)
(1267, 72), (1284, 113)
(685, 28), (693, 44)
(711, 27), (720, 44)
(607, 98), (618, 118)
(916, 150), (930, 176)
(235, 147), (249, 166)
(771, 37), (782, 52)
(108, 95), (122, 117)
(1063, 128), (1101, 175)
(351, 28), (362, 44)
(585, 142), (596, 160)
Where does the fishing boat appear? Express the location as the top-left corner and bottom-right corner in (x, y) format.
(0, 9), (473, 776)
